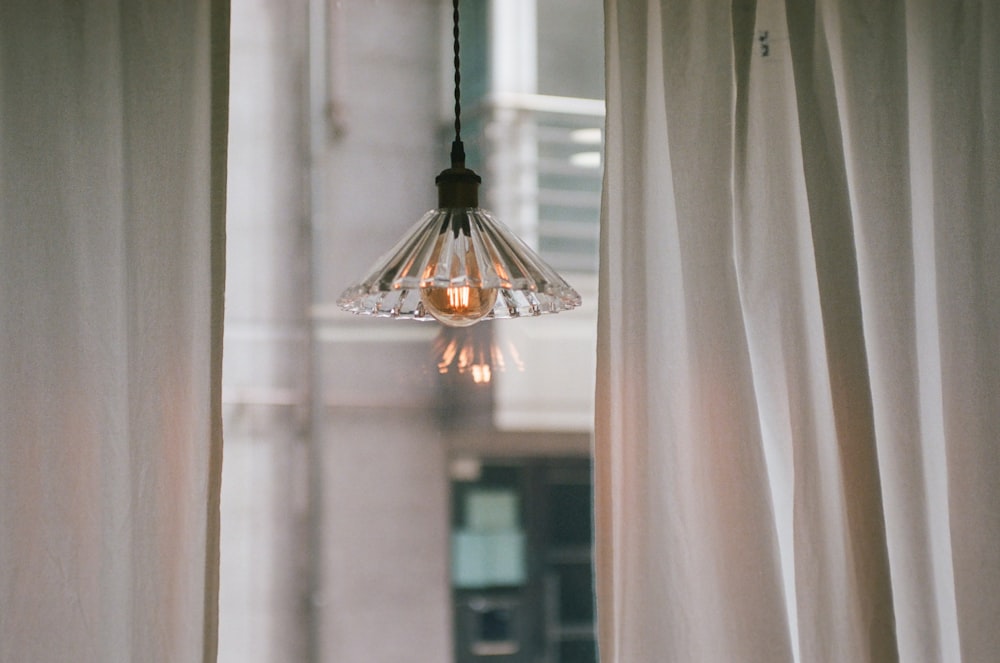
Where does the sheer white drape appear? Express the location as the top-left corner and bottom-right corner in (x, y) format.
(0, 2), (228, 661)
(596, 0), (999, 661)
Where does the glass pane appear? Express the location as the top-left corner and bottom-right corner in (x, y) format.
(549, 483), (593, 546)
(559, 640), (599, 663)
(220, 2), (603, 662)
(554, 562), (595, 623)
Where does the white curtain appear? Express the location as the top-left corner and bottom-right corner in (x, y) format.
(596, 0), (999, 661)
(0, 2), (228, 661)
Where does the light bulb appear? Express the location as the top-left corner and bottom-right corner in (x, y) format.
(420, 284), (498, 327)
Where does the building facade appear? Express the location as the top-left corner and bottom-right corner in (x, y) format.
(221, 1), (603, 661)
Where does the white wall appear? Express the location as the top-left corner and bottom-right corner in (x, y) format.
(314, 2), (454, 661)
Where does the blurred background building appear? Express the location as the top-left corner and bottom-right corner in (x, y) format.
(220, 1), (603, 661)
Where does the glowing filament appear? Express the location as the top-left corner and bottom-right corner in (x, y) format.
(448, 286), (470, 309)
(420, 283), (498, 327)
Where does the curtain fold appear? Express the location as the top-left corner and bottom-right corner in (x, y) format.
(0, 1), (228, 661)
(597, 0), (999, 661)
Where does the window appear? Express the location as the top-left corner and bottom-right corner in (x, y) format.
(220, 2), (603, 661)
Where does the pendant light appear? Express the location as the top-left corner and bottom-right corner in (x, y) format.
(337, 0), (581, 327)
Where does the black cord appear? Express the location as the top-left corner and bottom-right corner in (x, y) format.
(450, 0), (465, 167)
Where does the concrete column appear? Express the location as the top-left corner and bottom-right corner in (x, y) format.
(313, 1), (454, 662)
(220, 0), (313, 661)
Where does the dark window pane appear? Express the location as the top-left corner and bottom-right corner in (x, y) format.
(559, 639), (598, 663)
(549, 483), (592, 546)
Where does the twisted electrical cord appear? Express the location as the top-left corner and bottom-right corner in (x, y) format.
(451, 0), (465, 166)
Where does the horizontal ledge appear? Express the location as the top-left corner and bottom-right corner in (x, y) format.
(469, 93), (606, 118)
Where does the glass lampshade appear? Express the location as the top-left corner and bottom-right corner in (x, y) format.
(337, 203), (581, 326)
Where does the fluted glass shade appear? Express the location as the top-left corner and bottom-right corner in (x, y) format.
(337, 205), (582, 326)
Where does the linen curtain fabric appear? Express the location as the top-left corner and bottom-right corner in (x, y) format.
(596, 0), (999, 661)
(0, 1), (229, 661)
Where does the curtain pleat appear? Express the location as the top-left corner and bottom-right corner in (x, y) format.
(598, 0), (1000, 661)
(0, 1), (229, 661)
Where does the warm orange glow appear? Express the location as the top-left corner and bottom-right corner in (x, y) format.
(471, 364), (491, 384)
(449, 286), (470, 309)
(435, 336), (492, 383)
(433, 327), (525, 385)
(420, 285), (498, 327)
(438, 339), (459, 373)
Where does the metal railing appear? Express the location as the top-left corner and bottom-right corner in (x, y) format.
(460, 94), (605, 274)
